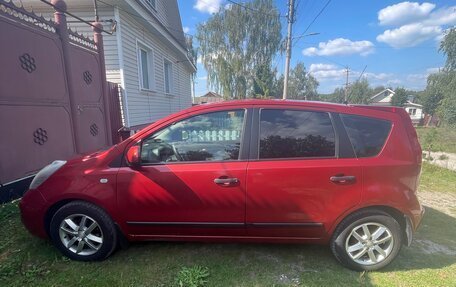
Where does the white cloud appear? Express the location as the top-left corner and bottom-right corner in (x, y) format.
(378, 2), (435, 26)
(308, 63), (346, 81)
(302, 38), (375, 57)
(183, 26), (190, 34)
(377, 4), (456, 48)
(193, 0), (221, 14)
(376, 23), (442, 48)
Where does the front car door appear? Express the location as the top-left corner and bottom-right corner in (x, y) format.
(246, 106), (362, 240)
(117, 107), (251, 238)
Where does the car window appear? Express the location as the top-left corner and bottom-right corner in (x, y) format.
(259, 109), (336, 159)
(340, 114), (392, 158)
(141, 110), (245, 163)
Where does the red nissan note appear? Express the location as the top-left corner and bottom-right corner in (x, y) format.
(20, 100), (424, 271)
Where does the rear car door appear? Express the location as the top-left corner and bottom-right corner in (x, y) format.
(246, 106), (362, 239)
(117, 107), (251, 237)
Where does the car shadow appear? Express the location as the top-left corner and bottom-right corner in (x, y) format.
(115, 205), (455, 283)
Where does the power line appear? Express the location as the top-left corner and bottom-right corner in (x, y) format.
(294, 0), (332, 46)
(225, 0), (286, 18)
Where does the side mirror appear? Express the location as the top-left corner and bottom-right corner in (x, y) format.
(126, 145), (140, 167)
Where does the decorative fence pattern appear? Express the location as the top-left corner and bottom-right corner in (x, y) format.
(0, 0), (114, 185)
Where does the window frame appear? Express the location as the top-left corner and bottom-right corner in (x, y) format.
(163, 58), (174, 95)
(137, 108), (252, 166)
(136, 40), (155, 91)
(253, 108), (339, 161)
(144, 0), (156, 11)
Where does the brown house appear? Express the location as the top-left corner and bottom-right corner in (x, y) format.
(193, 91), (224, 105)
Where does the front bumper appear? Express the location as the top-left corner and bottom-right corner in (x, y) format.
(19, 189), (48, 238)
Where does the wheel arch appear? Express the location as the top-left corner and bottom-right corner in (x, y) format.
(330, 205), (411, 245)
(43, 198), (127, 244)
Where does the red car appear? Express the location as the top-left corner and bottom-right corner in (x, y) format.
(20, 100), (424, 271)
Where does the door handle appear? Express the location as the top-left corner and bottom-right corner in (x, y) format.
(330, 175), (356, 185)
(214, 177), (239, 187)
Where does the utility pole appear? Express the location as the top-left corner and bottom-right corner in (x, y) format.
(344, 66), (349, 103)
(282, 0), (295, 100)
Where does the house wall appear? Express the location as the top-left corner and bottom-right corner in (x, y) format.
(405, 106), (424, 122)
(119, 10), (192, 128)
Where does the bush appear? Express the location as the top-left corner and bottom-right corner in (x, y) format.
(175, 266), (209, 287)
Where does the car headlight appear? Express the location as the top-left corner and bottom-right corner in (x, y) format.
(29, 160), (67, 189)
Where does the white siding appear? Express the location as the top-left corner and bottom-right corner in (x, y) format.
(119, 11), (192, 128)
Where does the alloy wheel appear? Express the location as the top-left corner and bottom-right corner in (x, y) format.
(58, 214), (104, 256)
(345, 222), (394, 265)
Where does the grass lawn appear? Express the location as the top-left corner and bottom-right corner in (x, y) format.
(416, 127), (456, 154)
(1, 163), (455, 287)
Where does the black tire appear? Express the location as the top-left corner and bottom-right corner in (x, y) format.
(49, 201), (117, 261)
(330, 210), (402, 271)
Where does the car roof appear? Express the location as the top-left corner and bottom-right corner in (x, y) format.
(191, 99), (348, 110)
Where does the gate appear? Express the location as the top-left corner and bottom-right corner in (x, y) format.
(0, 0), (113, 186)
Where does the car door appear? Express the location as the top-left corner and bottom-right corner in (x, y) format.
(246, 107), (362, 239)
(117, 108), (251, 237)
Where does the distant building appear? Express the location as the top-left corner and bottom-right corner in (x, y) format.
(370, 89), (424, 125)
(193, 91), (224, 105)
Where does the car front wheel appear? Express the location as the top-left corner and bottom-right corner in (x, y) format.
(49, 201), (117, 261)
(330, 210), (402, 271)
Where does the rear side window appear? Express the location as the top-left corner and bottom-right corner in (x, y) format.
(259, 109), (336, 159)
(340, 114), (392, 158)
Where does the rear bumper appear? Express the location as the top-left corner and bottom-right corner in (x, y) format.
(19, 189), (48, 239)
(404, 206), (425, 246)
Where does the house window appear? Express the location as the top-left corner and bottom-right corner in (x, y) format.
(409, 109), (416, 116)
(164, 59), (173, 94)
(145, 0), (156, 9)
(137, 45), (154, 90)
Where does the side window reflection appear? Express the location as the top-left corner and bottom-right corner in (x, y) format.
(141, 110), (245, 163)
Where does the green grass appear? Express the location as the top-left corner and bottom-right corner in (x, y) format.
(420, 162), (456, 193)
(416, 127), (456, 154)
(1, 164), (456, 287)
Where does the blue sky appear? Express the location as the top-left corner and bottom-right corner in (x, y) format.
(177, 0), (456, 95)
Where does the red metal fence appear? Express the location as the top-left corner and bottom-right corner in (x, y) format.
(0, 0), (117, 185)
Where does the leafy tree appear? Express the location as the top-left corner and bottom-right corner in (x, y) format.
(440, 28), (456, 71)
(423, 73), (445, 115)
(348, 78), (372, 104)
(391, 87), (408, 107)
(196, 0), (282, 99)
(287, 62), (319, 100)
(322, 87), (345, 103)
(252, 63), (276, 98)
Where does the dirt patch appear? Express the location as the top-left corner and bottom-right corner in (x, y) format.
(419, 191), (456, 217)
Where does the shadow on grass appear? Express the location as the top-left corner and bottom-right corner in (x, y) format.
(2, 203), (455, 286)
(110, 206), (455, 286)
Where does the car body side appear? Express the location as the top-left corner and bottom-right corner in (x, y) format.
(20, 100), (424, 245)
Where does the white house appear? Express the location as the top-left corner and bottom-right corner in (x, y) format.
(370, 89), (424, 125)
(25, 0), (196, 130)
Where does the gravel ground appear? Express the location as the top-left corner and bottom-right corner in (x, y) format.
(424, 152), (456, 171)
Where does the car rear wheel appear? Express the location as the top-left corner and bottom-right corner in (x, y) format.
(330, 210), (402, 271)
(49, 201), (117, 261)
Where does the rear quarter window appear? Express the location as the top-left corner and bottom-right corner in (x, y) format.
(340, 114), (392, 158)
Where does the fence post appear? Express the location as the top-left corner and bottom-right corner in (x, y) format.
(93, 22), (113, 145)
(52, 0), (82, 153)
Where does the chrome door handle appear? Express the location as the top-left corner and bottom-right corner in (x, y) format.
(330, 175), (356, 185)
(214, 177), (239, 187)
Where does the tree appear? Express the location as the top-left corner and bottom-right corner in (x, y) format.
(423, 73), (445, 115)
(440, 28), (456, 71)
(287, 62), (319, 100)
(422, 28), (456, 126)
(391, 87), (408, 107)
(252, 63), (276, 98)
(196, 0), (282, 99)
(348, 78), (372, 104)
